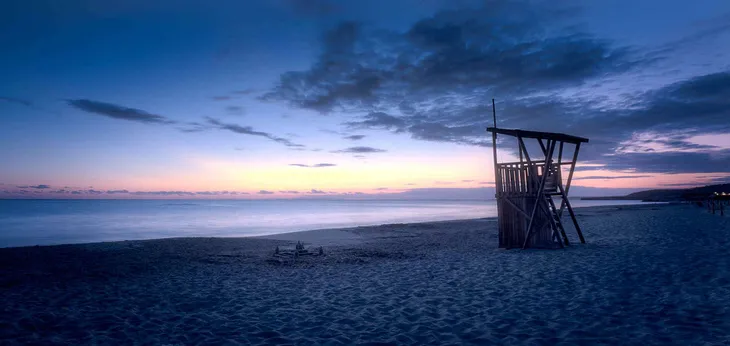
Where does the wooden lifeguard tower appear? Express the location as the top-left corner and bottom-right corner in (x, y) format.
(487, 103), (589, 249)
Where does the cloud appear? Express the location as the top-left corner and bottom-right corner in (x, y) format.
(258, 190), (275, 194)
(206, 117), (305, 148)
(67, 99), (174, 124)
(106, 189), (129, 194)
(343, 134), (366, 140)
(345, 112), (407, 132)
(375, 187), (388, 191)
(212, 96), (231, 101)
(596, 151), (730, 174)
(289, 163), (337, 167)
(0, 96), (32, 107)
(131, 191), (196, 196)
(177, 121), (210, 133)
(321, 128), (345, 135)
(16, 184), (49, 189)
(279, 190), (300, 194)
(226, 106), (245, 115)
(550, 71), (730, 173)
(309, 189), (326, 194)
(264, 1), (637, 113)
(461, 180), (474, 183)
(573, 175), (653, 180)
(263, 3), (638, 150)
(708, 175), (730, 184)
(332, 146), (386, 153)
(15, 189), (254, 197)
(261, 2), (729, 175)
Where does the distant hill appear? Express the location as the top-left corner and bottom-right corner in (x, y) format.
(582, 183), (730, 202)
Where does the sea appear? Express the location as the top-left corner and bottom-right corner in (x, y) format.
(0, 199), (652, 248)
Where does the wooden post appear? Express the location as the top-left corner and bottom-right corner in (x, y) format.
(523, 140), (556, 249)
(559, 142), (581, 218)
(518, 137), (532, 191)
(546, 196), (568, 247)
(490, 99), (502, 246)
(557, 181), (586, 244)
(557, 141), (564, 192)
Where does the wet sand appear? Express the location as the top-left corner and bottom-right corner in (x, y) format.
(1, 203), (729, 345)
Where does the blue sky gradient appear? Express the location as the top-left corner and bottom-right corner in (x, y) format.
(2, 0), (729, 198)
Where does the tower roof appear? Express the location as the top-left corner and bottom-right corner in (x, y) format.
(487, 127), (589, 144)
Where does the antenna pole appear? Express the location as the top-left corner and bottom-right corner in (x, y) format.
(490, 98), (502, 246)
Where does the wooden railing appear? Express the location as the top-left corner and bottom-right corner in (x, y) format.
(496, 161), (561, 196)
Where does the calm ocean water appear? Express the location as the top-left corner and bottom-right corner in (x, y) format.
(0, 199), (651, 247)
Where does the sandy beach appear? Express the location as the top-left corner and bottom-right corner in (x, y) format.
(1, 203), (730, 345)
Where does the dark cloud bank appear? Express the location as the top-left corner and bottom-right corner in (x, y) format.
(262, 1), (730, 175)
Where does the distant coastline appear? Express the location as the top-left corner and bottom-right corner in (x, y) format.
(581, 183), (730, 202)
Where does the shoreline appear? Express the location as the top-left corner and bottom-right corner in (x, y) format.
(0, 202), (669, 250)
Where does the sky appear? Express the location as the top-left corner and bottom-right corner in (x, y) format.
(1, 0), (729, 199)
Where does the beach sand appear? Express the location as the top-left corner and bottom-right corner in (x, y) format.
(1, 203), (730, 345)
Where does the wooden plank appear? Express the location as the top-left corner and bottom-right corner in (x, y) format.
(518, 137), (532, 163)
(518, 137), (534, 193)
(541, 196), (564, 248)
(558, 141), (564, 164)
(496, 160), (584, 167)
(523, 140), (556, 249)
(557, 141), (564, 197)
(503, 197), (531, 220)
(487, 127), (589, 144)
(559, 142), (581, 217)
(521, 166), (527, 193)
(554, 171), (585, 243)
(564, 195), (586, 244)
(547, 195), (569, 245)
